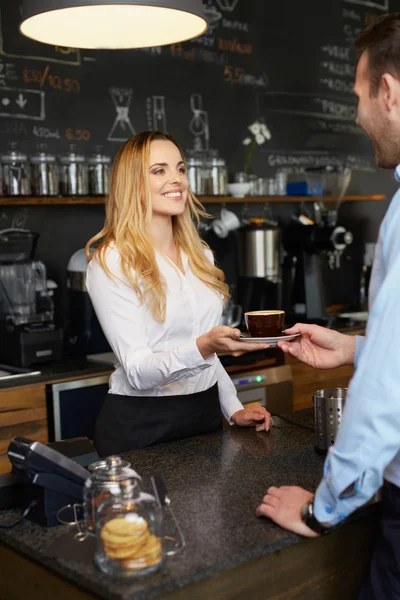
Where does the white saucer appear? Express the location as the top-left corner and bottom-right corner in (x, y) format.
(239, 333), (300, 346)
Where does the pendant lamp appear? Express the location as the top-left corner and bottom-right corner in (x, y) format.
(20, 0), (208, 49)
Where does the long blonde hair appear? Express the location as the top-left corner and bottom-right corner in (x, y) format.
(86, 131), (229, 322)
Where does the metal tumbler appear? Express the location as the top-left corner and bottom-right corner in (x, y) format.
(313, 388), (347, 454)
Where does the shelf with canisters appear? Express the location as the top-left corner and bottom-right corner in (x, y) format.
(0, 194), (387, 205)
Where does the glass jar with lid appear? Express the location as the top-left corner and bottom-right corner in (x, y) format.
(83, 455), (141, 535)
(30, 144), (59, 196)
(59, 144), (88, 196)
(1, 142), (31, 196)
(88, 146), (112, 196)
(94, 478), (163, 578)
(205, 157), (228, 195)
(186, 157), (206, 195)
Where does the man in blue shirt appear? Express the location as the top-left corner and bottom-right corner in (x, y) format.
(256, 13), (400, 599)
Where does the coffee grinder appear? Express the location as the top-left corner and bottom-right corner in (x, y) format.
(237, 218), (282, 325)
(282, 166), (353, 322)
(0, 229), (63, 367)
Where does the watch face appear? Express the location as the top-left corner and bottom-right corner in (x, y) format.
(301, 500), (313, 522)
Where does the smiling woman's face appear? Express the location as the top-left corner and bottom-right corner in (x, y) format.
(148, 140), (188, 218)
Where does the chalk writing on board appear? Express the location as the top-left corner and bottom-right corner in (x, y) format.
(0, 8), (81, 66)
(309, 120), (362, 136)
(171, 43), (228, 66)
(107, 88), (135, 142)
(33, 125), (60, 139)
(147, 96), (167, 132)
(11, 208), (28, 229)
(266, 151), (375, 173)
(0, 59), (17, 87)
(22, 66), (80, 93)
(321, 46), (351, 61)
(0, 86), (45, 120)
(203, 2), (222, 34)
(342, 0), (389, 10)
(222, 18), (248, 32)
(66, 128), (91, 141)
(189, 93), (210, 152)
(0, 119), (26, 136)
(223, 65), (268, 88)
(218, 38), (252, 54)
(321, 61), (355, 77)
(320, 78), (354, 94)
(258, 92), (356, 123)
(216, 0), (240, 12)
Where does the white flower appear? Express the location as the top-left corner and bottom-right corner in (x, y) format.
(261, 123), (271, 140)
(255, 133), (265, 145)
(248, 121), (261, 135)
(242, 137), (252, 146)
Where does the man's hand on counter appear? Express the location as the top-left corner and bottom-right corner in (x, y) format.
(231, 406), (273, 431)
(256, 486), (319, 538)
(277, 323), (356, 370)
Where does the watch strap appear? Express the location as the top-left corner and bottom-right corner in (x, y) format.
(301, 500), (333, 535)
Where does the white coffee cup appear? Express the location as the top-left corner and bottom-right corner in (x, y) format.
(212, 208), (241, 238)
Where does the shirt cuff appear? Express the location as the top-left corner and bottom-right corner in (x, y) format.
(354, 335), (365, 368)
(176, 339), (216, 369)
(226, 396), (245, 425)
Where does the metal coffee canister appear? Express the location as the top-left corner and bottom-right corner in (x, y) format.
(30, 146), (59, 196)
(59, 145), (89, 196)
(313, 387), (347, 454)
(239, 219), (281, 283)
(88, 148), (112, 196)
(1, 143), (31, 196)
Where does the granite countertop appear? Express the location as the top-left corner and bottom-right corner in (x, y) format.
(0, 356), (112, 390)
(0, 410), (378, 600)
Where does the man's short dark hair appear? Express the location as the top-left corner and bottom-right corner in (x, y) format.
(355, 13), (400, 96)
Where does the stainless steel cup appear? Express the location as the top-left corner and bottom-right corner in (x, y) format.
(313, 387), (347, 454)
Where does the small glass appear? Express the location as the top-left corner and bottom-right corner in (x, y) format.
(267, 178), (276, 195)
(275, 169), (287, 196)
(95, 479), (163, 578)
(248, 174), (258, 196)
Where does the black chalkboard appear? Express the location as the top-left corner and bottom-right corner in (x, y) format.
(0, 0), (399, 180)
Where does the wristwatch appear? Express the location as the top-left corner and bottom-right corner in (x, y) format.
(300, 499), (334, 535)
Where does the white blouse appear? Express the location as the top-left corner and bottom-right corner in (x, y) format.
(86, 246), (244, 422)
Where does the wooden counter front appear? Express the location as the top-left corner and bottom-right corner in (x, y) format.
(287, 355), (354, 411)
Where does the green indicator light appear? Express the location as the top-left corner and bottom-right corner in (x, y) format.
(256, 376), (263, 382)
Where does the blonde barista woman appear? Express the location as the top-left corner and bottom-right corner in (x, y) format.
(86, 131), (272, 457)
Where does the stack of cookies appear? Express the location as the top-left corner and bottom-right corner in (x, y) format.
(100, 516), (162, 572)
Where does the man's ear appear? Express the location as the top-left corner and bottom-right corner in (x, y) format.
(380, 73), (399, 111)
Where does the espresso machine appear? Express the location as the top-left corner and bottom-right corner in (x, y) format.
(0, 229), (63, 367)
(66, 248), (110, 355)
(237, 218), (282, 324)
(282, 166), (353, 322)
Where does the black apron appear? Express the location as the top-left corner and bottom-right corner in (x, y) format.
(94, 383), (222, 457)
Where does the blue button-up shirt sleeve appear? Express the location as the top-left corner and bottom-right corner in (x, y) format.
(314, 246), (400, 525)
(354, 335), (366, 367)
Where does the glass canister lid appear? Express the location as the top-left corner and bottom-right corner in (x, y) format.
(1, 142), (28, 163)
(30, 144), (56, 164)
(88, 145), (111, 165)
(87, 455), (141, 488)
(59, 144), (86, 164)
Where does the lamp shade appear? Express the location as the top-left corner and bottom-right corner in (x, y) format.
(20, 0), (208, 49)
